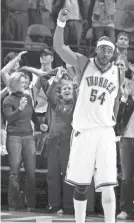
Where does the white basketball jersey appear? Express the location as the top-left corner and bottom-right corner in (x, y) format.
(72, 58), (119, 131)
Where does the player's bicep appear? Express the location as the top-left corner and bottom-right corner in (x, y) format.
(75, 54), (90, 85)
(56, 45), (87, 72)
(56, 45), (79, 67)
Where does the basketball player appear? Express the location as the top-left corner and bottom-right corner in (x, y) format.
(53, 9), (123, 223)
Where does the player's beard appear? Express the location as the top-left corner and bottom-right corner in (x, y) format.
(96, 56), (110, 69)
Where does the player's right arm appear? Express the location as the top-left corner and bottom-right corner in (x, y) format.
(53, 9), (88, 78)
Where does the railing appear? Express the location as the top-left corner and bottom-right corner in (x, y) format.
(1, 40), (134, 66)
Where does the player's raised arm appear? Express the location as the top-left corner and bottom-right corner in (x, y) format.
(53, 9), (87, 74)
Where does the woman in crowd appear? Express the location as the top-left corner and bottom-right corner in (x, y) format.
(45, 67), (76, 214)
(0, 51), (27, 156)
(116, 68), (134, 220)
(1, 51), (27, 87)
(2, 71), (46, 211)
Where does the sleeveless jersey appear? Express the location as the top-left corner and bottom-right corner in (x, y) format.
(72, 58), (119, 131)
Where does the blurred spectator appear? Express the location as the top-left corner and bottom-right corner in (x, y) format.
(25, 25), (52, 50)
(83, 0), (91, 19)
(115, 0), (134, 34)
(86, 0), (116, 43)
(4, 0), (29, 41)
(39, 0), (55, 34)
(114, 32), (130, 62)
(3, 72), (37, 211)
(18, 66), (58, 154)
(28, 0), (42, 25)
(115, 58), (127, 74)
(46, 67), (75, 214)
(0, 52), (27, 157)
(116, 74), (134, 220)
(52, 0), (85, 50)
(31, 48), (54, 131)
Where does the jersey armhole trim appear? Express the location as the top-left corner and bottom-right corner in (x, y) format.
(79, 58), (91, 84)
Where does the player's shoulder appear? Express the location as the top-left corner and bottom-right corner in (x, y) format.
(110, 63), (119, 75)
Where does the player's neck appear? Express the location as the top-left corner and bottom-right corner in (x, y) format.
(95, 57), (111, 72)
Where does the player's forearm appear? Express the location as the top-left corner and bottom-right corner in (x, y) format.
(53, 26), (78, 67)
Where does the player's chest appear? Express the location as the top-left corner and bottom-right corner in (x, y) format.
(78, 69), (118, 105)
(80, 68), (118, 94)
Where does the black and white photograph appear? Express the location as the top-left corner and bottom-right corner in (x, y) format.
(1, 0), (134, 222)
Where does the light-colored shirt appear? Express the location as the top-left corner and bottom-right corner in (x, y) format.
(31, 72), (48, 113)
(64, 0), (82, 20)
(124, 111), (134, 138)
(31, 71), (54, 113)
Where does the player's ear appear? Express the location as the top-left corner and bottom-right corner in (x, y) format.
(95, 47), (98, 54)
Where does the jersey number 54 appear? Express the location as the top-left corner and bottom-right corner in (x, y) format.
(90, 89), (106, 105)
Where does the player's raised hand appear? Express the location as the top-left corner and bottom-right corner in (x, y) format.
(58, 8), (70, 22)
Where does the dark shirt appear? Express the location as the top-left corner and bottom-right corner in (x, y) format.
(115, 95), (134, 136)
(46, 81), (76, 139)
(3, 91), (38, 136)
(6, 0), (29, 11)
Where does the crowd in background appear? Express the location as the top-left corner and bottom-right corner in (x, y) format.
(1, 0), (134, 221)
(1, 0), (134, 46)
